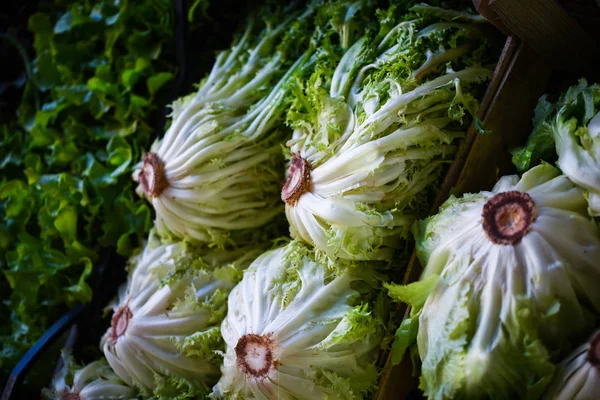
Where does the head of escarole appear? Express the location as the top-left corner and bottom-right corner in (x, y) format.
(588, 330), (600, 367)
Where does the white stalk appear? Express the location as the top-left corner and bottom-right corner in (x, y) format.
(542, 329), (600, 400)
(43, 352), (136, 400)
(101, 232), (264, 397)
(212, 241), (384, 399)
(134, 11), (315, 246)
(283, 9), (494, 260)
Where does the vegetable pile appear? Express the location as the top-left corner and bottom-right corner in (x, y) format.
(386, 80), (600, 399)
(1, 0), (185, 380)
(2, 0), (505, 398)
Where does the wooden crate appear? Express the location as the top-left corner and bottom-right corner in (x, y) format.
(373, 36), (554, 400)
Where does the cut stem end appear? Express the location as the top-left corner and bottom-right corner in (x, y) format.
(282, 154), (311, 206)
(235, 333), (275, 379)
(139, 152), (168, 198)
(110, 305), (132, 344)
(482, 191), (536, 245)
(587, 331), (600, 367)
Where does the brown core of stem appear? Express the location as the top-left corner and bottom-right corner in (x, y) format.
(235, 333), (275, 378)
(282, 154), (311, 206)
(61, 393), (80, 400)
(587, 331), (600, 367)
(482, 191), (537, 245)
(138, 152), (168, 198)
(110, 305), (133, 344)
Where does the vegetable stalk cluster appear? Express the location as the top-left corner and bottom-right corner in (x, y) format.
(38, 1), (503, 399)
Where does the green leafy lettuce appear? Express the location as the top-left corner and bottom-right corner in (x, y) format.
(0, 0), (190, 378)
(512, 79), (600, 216)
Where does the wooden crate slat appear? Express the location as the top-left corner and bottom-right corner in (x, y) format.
(488, 0), (600, 77)
(453, 41), (553, 195)
(472, 0), (512, 36)
(430, 36), (519, 216)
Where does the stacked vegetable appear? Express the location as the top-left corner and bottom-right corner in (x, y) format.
(211, 1), (496, 399)
(53, 3), (317, 398)
(41, 0), (499, 399)
(386, 80), (600, 399)
(0, 0), (186, 382)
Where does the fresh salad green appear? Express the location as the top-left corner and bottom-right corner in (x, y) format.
(0, 0), (506, 397)
(387, 164), (600, 399)
(212, 240), (387, 399)
(0, 0), (192, 377)
(101, 230), (263, 398)
(282, 1), (494, 261)
(133, 3), (315, 248)
(513, 79), (600, 216)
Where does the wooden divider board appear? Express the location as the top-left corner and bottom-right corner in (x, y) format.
(374, 37), (553, 400)
(473, 0), (600, 78)
(488, 0), (600, 78)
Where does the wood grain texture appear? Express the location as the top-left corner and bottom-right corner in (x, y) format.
(430, 36), (519, 216)
(374, 39), (553, 400)
(453, 41), (552, 194)
(472, 0), (512, 36)
(489, 0), (600, 76)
